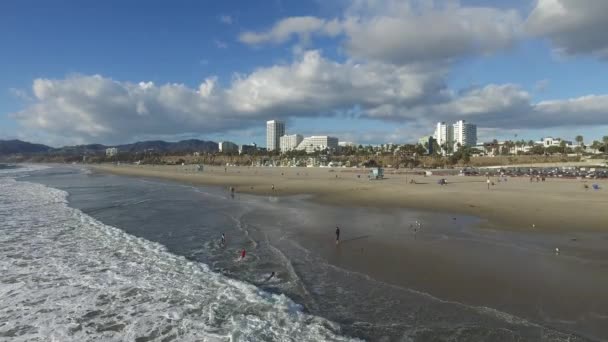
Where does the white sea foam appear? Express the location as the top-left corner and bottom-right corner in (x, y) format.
(0, 163), (49, 175)
(0, 176), (356, 341)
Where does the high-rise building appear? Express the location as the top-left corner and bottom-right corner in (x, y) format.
(434, 122), (453, 154)
(266, 120), (285, 151)
(218, 141), (238, 153)
(280, 134), (303, 152)
(295, 136), (339, 153)
(453, 120), (477, 149)
(418, 136), (435, 155)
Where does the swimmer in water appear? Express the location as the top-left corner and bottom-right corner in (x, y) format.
(240, 249), (246, 259)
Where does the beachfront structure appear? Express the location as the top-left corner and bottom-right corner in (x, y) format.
(296, 136), (339, 153)
(239, 143), (257, 155)
(218, 141), (238, 153)
(434, 122), (453, 154)
(266, 120), (285, 151)
(537, 137), (573, 148)
(453, 120), (477, 149)
(105, 147), (118, 157)
(280, 134), (303, 152)
(338, 142), (355, 147)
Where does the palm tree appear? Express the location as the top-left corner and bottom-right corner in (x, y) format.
(603, 136), (608, 154)
(575, 135), (584, 146)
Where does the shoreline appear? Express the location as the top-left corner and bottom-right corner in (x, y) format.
(91, 164), (608, 232)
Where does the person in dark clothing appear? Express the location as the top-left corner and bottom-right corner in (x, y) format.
(335, 226), (340, 245)
(221, 233), (225, 246)
(264, 271), (276, 282)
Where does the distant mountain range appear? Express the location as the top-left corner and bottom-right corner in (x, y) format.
(0, 139), (219, 156)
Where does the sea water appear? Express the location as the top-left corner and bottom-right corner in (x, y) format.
(0, 166), (353, 341)
(1, 165), (598, 341)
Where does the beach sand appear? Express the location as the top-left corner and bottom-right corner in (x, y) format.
(93, 164), (608, 232)
(88, 164), (608, 339)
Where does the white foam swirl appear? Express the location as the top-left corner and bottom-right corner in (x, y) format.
(0, 176), (356, 341)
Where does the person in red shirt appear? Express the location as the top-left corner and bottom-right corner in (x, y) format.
(240, 249), (246, 259)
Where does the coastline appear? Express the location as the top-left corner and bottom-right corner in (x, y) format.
(91, 164), (608, 233)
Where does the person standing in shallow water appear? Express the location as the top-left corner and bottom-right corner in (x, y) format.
(335, 226), (340, 245)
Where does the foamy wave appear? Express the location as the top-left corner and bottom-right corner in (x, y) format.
(0, 177), (356, 341)
(0, 163), (50, 175)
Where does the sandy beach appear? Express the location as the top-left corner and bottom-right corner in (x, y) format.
(93, 164), (608, 232)
(74, 164), (608, 339)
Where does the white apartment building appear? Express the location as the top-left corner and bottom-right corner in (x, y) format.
(218, 141), (238, 153)
(105, 147), (118, 157)
(453, 120), (477, 149)
(434, 122), (453, 153)
(279, 134), (303, 152)
(296, 136), (339, 153)
(266, 120), (285, 151)
(537, 137), (573, 147)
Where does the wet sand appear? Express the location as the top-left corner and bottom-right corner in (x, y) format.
(93, 164), (608, 232)
(87, 164), (608, 340)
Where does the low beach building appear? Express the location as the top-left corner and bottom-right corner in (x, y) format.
(280, 134), (303, 152)
(296, 136), (339, 153)
(105, 147), (118, 157)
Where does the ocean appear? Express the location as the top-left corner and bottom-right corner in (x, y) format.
(0, 165), (602, 341)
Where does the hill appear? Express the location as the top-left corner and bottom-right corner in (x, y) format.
(0, 139), (52, 155)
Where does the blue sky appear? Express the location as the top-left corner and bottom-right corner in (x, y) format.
(1, 0), (608, 147)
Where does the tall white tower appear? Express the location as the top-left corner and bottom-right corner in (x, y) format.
(434, 122), (453, 154)
(266, 120), (285, 151)
(453, 120), (477, 149)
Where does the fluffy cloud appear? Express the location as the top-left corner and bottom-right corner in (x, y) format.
(12, 51), (448, 144)
(363, 83), (608, 129)
(240, 1), (522, 64)
(239, 16), (341, 45)
(526, 0), (608, 58)
(341, 1), (521, 64)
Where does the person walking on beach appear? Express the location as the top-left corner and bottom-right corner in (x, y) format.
(487, 177), (491, 190)
(335, 226), (340, 245)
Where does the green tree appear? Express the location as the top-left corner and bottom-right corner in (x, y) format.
(530, 145), (545, 155)
(575, 135), (584, 146)
(603, 136), (608, 153)
(559, 140), (567, 154)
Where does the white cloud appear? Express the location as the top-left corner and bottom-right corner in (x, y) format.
(342, 1), (522, 64)
(526, 0), (608, 58)
(239, 16), (341, 45)
(219, 15), (233, 25)
(11, 51), (447, 144)
(239, 1), (522, 64)
(11, 50), (608, 145)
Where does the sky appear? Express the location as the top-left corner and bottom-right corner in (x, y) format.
(1, 0), (608, 147)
